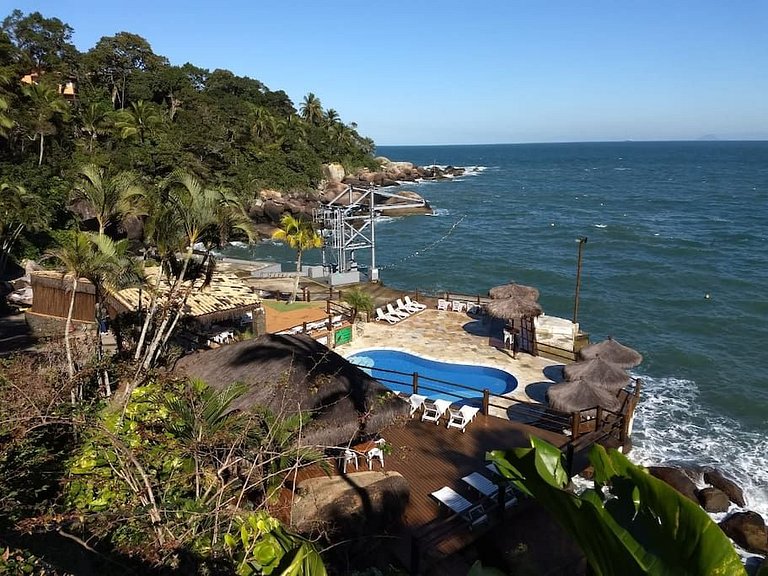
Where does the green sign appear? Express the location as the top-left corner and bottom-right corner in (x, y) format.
(334, 326), (352, 346)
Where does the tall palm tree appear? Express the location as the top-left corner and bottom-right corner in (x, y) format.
(114, 100), (162, 144)
(324, 108), (340, 126)
(79, 102), (112, 153)
(21, 82), (70, 165)
(271, 214), (323, 303)
(71, 163), (146, 235)
(299, 92), (323, 126)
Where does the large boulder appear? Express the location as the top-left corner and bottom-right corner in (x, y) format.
(262, 200), (285, 224)
(719, 511), (768, 555)
(291, 471), (409, 534)
(704, 468), (746, 507)
(323, 162), (345, 183)
(697, 487), (731, 513)
(379, 190), (432, 217)
(648, 466), (698, 503)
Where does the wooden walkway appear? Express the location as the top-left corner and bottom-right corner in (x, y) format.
(292, 413), (568, 571)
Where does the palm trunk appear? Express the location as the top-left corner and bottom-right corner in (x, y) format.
(38, 134), (44, 166)
(65, 278), (77, 404)
(134, 265), (163, 360)
(291, 249), (302, 304)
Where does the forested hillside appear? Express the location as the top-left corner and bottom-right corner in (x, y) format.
(0, 9), (377, 269)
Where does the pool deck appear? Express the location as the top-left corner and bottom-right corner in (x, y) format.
(336, 309), (564, 417)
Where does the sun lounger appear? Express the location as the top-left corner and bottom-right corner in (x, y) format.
(462, 471), (498, 498)
(386, 303), (410, 320)
(446, 405), (480, 432)
(375, 307), (399, 324)
(421, 399), (452, 424)
(430, 486), (488, 529)
(404, 295), (427, 311)
(397, 298), (420, 314)
(408, 393), (427, 417)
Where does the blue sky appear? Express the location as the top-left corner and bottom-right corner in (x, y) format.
(11, 1), (768, 145)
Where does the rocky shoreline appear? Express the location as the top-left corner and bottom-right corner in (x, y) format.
(246, 157), (468, 239)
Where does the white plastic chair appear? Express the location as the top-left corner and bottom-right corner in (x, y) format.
(386, 303), (410, 319)
(397, 298), (419, 314)
(340, 449), (358, 473)
(366, 439), (386, 469)
(437, 299), (450, 311)
(408, 393), (427, 417)
(375, 307), (398, 324)
(451, 300), (466, 312)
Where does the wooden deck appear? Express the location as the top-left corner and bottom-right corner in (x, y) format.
(292, 413), (568, 571)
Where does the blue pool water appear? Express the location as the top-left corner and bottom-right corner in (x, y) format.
(347, 349), (518, 403)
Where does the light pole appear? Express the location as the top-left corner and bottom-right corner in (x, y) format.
(573, 237), (588, 325)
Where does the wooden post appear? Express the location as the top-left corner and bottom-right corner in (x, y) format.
(412, 372), (419, 395)
(571, 412), (581, 439)
(595, 406), (603, 430)
(482, 389), (490, 416)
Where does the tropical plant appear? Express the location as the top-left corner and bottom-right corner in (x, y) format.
(20, 81), (69, 165)
(271, 214), (323, 304)
(78, 101), (112, 152)
(341, 287), (374, 322)
(299, 92), (323, 126)
(114, 99), (162, 143)
(71, 163), (145, 235)
(0, 182), (45, 275)
(487, 437), (746, 576)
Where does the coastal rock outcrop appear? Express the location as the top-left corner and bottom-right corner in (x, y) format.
(323, 162), (345, 183)
(704, 468), (746, 507)
(697, 487), (730, 513)
(648, 466), (698, 503)
(719, 511), (768, 555)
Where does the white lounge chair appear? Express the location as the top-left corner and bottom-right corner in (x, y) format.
(464, 471), (518, 509)
(404, 295), (427, 311)
(397, 298), (419, 314)
(408, 393), (427, 417)
(446, 405), (480, 432)
(375, 307), (398, 324)
(437, 298), (450, 311)
(386, 303), (410, 320)
(430, 486), (488, 529)
(421, 399), (452, 424)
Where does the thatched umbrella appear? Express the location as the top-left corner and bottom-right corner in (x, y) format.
(579, 337), (643, 368)
(489, 282), (540, 302)
(563, 357), (631, 392)
(485, 296), (543, 321)
(175, 334), (408, 446)
(546, 379), (621, 416)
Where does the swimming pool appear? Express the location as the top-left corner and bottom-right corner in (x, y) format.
(347, 349), (518, 403)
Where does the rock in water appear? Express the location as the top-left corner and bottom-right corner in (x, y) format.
(697, 487), (731, 512)
(648, 466), (698, 503)
(719, 511), (768, 555)
(704, 468), (746, 507)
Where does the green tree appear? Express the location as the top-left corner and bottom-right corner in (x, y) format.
(71, 163), (145, 235)
(341, 286), (374, 322)
(300, 92), (323, 126)
(1, 9), (77, 73)
(487, 437), (746, 576)
(77, 101), (112, 153)
(271, 214), (323, 303)
(0, 182), (45, 275)
(114, 99), (162, 144)
(20, 80), (69, 165)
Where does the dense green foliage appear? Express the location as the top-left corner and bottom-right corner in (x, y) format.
(487, 437), (746, 576)
(0, 8), (377, 269)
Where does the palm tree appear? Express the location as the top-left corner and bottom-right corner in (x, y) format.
(21, 82), (69, 165)
(71, 163), (146, 235)
(341, 287), (374, 323)
(271, 214), (323, 303)
(324, 108), (340, 126)
(299, 92), (323, 126)
(79, 102), (112, 153)
(0, 70), (14, 138)
(114, 100), (162, 144)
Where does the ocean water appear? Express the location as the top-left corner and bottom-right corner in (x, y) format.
(226, 141), (768, 518)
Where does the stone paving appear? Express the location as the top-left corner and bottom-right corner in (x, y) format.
(336, 309), (564, 419)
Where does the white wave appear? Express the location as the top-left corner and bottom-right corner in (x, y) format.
(614, 167), (631, 171)
(374, 215), (396, 224)
(228, 240), (248, 247)
(630, 375), (768, 521)
(594, 224), (608, 229)
(427, 208), (450, 217)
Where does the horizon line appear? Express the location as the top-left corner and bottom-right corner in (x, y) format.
(375, 138), (768, 148)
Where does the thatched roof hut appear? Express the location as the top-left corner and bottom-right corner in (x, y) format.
(579, 337), (643, 368)
(546, 379), (621, 416)
(563, 357), (631, 391)
(489, 282), (540, 302)
(485, 297), (543, 320)
(175, 334), (408, 447)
